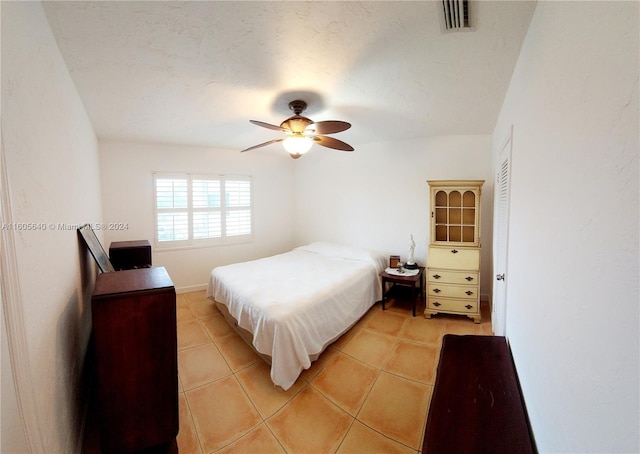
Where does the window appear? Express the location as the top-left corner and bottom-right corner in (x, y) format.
(154, 173), (252, 248)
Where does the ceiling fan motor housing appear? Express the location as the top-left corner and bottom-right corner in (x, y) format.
(288, 100), (308, 115)
(280, 116), (313, 133)
(277, 100), (312, 132)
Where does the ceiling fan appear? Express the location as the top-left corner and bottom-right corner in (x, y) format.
(241, 100), (354, 159)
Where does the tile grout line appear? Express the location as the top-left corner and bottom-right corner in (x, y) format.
(344, 317), (420, 451)
(180, 388), (206, 454)
(178, 291), (491, 453)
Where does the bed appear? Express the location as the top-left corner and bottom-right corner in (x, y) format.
(206, 242), (386, 390)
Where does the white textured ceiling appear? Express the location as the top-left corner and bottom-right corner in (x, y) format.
(43, 1), (536, 151)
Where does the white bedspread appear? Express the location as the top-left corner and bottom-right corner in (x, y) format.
(206, 242), (386, 390)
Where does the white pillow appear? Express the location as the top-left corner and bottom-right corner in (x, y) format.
(296, 242), (386, 271)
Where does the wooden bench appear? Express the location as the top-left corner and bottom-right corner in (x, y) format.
(422, 335), (536, 453)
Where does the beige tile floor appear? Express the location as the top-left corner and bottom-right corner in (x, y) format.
(175, 291), (493, 454)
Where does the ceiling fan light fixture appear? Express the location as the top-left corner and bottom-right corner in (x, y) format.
(241, 99), (353, 156)
(282, 134), (313, 157)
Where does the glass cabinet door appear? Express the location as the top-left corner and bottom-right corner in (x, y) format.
(430, 182), (482, 246)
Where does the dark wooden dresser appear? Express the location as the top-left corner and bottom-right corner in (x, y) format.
(91, 266), (178, 453)
(422, 335), (536, 453)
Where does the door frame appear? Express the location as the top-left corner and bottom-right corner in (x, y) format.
(1, 125), (45, 452)
(492, 125), (513, 337)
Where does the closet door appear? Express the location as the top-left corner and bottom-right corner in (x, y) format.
(492, 127), (513, 336)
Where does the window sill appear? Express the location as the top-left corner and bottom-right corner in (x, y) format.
(154, 237), (253, 252)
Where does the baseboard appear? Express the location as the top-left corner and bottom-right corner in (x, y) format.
(176, 283), (207, 294)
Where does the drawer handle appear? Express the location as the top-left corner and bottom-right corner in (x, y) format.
(450, 249), (459, 254)
(433, 288), (441, 293)
(433, 274), (441, 279)
(433, 302), (441, 307)
(465, 276), (474, 281)
(465, 304), (473, 309)
(465, 291), (473, 296)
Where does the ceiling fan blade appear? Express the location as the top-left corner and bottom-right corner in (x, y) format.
(314, 135), (354, 152)
(308, 120), (352, 135)
(240, 138), (284, 153)
(250, 120), (290, 132)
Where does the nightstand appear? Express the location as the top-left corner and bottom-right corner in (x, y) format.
(379, 267), (425, 317)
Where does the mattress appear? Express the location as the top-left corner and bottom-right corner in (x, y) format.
(206, 242), (386, 390)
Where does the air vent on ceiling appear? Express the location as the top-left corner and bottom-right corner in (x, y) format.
(441, 0), (471, 31)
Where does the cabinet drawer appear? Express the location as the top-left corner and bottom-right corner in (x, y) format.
(427, 297), (478, 314)
(427, 269), (478, 285)
(428, 283), (478, 300)
(428, 246), (479, 270)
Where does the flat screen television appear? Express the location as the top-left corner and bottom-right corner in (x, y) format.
(78, 224), (115, 273)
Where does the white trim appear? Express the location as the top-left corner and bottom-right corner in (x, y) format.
(0, 127), (45, 452)
(153, 173), (254, 249)
(176, 283), (208, 294)
(492, 125), (514, 338)
(152, 236), (254, 253)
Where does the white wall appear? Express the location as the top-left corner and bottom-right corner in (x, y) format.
(1, 2), (103, 452)
(1, 296), (28, 454)
(493, 1), (639, 452)
(99, 141), (296, 291)
(293, 135), (494, 297)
